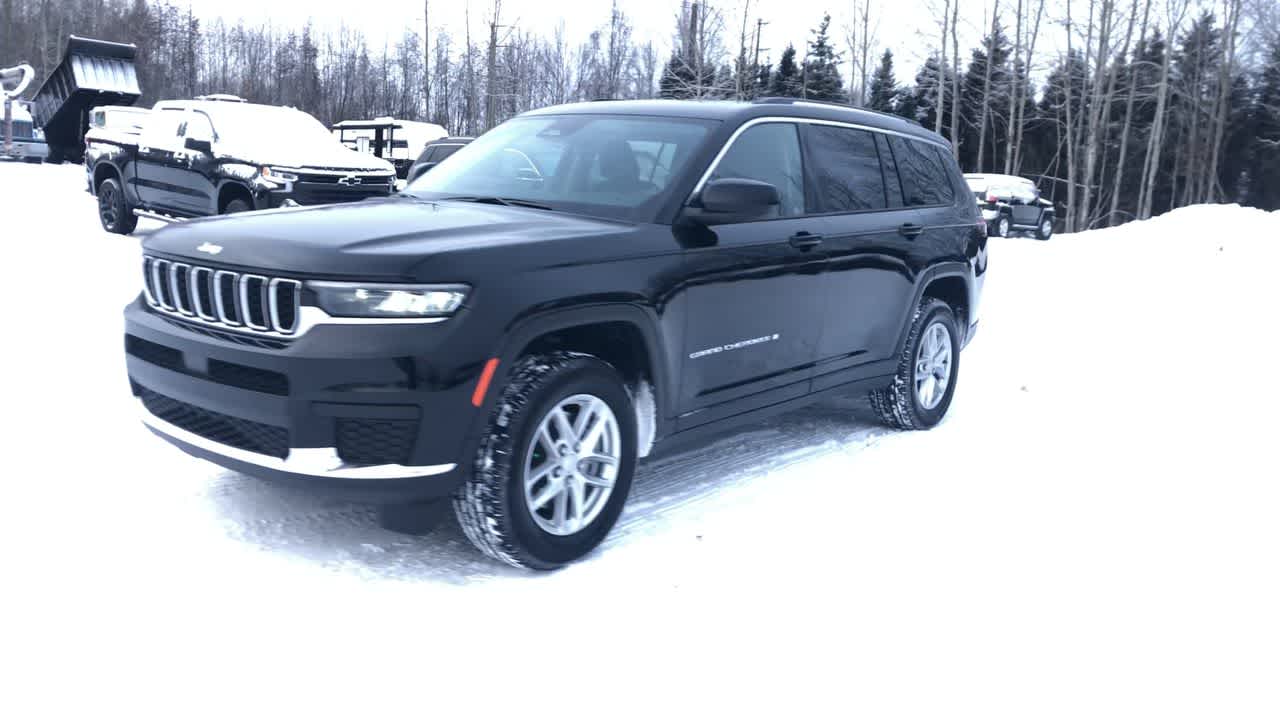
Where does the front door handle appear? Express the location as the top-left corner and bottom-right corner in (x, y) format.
(899, 223), (925, 239)
(788, 232), (824, 250)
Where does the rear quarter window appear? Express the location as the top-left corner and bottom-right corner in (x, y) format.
(888, 136), (956, 207)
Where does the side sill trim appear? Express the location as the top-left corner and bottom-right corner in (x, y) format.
(138, 401), (456, 480)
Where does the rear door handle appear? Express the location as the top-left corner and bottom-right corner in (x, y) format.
(899, 223), (926, 239)
(788, 232), (824, 250)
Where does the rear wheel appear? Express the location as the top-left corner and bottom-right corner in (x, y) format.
(223, 197), (252, 215)
(869, 298), (960, 430)
(453, 352), (637, 570)
(996, 215), (1011, 238)
(96, 177), (138, 235)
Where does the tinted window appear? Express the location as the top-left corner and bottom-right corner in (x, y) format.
(709, 122), (805, 217)
(435, 144), (463, 161)
(888, 136), (955, 206)
(806, 125), (886, 212)
(875, 133), (906, 207)
(406, 116), (714, 222)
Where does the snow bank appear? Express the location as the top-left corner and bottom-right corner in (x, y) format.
(1, 163), (1278, 719)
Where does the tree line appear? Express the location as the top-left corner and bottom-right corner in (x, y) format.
(2, 0), (1278, 221)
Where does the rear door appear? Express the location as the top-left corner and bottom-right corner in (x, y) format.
(677, 121), (829, 426)
(134, 106), (188, 211)
(802, 124), (918, 389)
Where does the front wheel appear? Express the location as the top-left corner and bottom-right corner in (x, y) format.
(96, 177), (138, 235)
(996, 215), (1011, 238)
(869, 298), (960, 430)
(223, 197), (252, 215)
(454, 353), (637, 570)
(1036, 217), (1054, 240)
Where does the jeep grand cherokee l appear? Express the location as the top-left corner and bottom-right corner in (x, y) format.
(124, 98), (987, 569)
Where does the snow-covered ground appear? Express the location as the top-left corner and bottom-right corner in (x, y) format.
(3, 162), (1278, 718)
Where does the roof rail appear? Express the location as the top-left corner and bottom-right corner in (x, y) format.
(195, 93), (246, 103)
(752, 96), (923, 127)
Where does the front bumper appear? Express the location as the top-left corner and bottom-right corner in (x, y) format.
(124, 298), (484, 502)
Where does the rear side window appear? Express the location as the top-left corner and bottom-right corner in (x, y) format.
(874, 133), (905, 208)
(709, 122), (805, 217)
(888, 136), (955, 206)
(806, 125), (886, 212)
(434, 144), (463, 162)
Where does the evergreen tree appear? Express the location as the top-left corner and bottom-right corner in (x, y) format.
(868, 49), (897, 112)
(769, 44), (802, 97)
(802, 14), (845, 101)
(1247, 40), (1280, 210)
(959, 22), (1012, 171)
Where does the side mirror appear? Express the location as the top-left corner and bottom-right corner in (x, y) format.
(685, 178), (780, 225)
(184, 137), (212, 154)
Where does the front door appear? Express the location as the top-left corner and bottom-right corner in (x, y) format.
(677, 121), (828, 427)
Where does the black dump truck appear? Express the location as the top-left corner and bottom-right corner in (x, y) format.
(31, 35), (141, 164)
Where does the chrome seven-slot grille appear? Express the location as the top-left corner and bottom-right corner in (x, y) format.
(141, 256), (301, 335)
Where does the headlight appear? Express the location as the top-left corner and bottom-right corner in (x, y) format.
(261, 166), (299, 182)
(308, 282), (469, 318)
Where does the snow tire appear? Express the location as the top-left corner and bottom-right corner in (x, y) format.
(453, 352), (637, 570)
(97, 177), (138, 235)
(869, 298), (960, 430)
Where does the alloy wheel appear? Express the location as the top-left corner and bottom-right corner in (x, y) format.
(99, 185), (117, 227)
(914, 321), (953, 410)
(523, 393), (621, 536)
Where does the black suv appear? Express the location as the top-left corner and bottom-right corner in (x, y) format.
(405, 136), (473, 182)
(124, 99), (987, 569)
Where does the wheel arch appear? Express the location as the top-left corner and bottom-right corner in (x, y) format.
(92, 162), (121, 193)
(216, 180), (254, 214)
(894, 264), (973, 354)
(490, 304), (673, 451)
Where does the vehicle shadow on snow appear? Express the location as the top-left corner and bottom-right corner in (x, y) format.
(203, 396), (888, 582)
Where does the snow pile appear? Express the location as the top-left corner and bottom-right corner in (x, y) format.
(1, 163), (1278, 719)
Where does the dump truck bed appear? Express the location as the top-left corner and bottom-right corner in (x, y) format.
(31, 35), (140, 161)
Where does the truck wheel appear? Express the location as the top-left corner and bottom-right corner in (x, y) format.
(97, 177), (138, 235)
(454, 352), (637, 570)
(1036, 217), (1054, 240)
(223, 197), (252, 214)
(996, 215), (1011, 238)
(869, 298), (960, 430)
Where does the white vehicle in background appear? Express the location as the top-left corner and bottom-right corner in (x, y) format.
(332, 117), (448, 180)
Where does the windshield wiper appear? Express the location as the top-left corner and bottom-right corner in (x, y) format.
(441, 195), (555, 211)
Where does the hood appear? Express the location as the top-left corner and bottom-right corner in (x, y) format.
(221, 140), (395, 174)
(141, 197), (633, 280)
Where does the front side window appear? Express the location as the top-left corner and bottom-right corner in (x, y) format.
(140, 108), (185, 149)
(405, 115), (715, 222)
(184, 111), (214, 143)
(889, 136), (955, 207)
(806, 125), (887, 212)
(708, 122), (805, 217)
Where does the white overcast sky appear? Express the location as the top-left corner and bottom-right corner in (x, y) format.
(189, 0), (1062, 84)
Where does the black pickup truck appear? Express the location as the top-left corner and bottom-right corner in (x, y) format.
(88, 95), (396, 234)
(124, 98), (987, 569)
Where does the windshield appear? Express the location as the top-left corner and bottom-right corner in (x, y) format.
(404, 114), (717, 222)
(207, 104), (345, 161)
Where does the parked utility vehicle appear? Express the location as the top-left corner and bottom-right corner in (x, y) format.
(332, 117), (447, 179)
(88, 95), (396, 234)
(124, 98), (986, 569)
(965, 172), (1055, 239)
